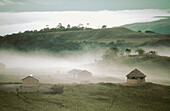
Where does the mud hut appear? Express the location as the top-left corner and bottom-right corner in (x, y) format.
(68, 69), (92, 79)
(22, 74), (39, 87)
(126, 69), (146, 84)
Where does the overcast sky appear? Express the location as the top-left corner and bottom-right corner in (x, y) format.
(0, 0), (170, 12)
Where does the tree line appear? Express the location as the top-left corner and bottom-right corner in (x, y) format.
(102, 47), (158, 60)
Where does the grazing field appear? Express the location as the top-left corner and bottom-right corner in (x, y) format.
(0, 83), (170, 111)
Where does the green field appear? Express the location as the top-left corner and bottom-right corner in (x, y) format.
(0, 83), (170, 111)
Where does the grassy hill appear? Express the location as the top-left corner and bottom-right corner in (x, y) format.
(139, 39), (170, 47)
(123, 18), (170, 34)
(0, 27), (170, 52)
(0, 83), (170, 111)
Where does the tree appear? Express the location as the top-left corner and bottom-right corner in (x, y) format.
(145, 30), (155, 33)
(57, 23), (65, 30)
(67, 24), (71, 29)
(146, 51), (158, 57)
(125, 48), (131, 55)
(110, 47), (119, 56)
(102, 25), (107, 29)
(135, 48), (145, 56)
(102, 47), (119, 60)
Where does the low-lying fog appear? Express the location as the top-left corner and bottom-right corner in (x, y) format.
(0, 49), (103, 69)
(0, 47), (170, 85)
(144, 47), (170, 57)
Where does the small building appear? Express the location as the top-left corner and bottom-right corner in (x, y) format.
(22, 74), (39, 87)
(68, 69), (92, 80)
(126, 69), (146, 84)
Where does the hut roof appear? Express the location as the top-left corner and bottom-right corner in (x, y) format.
(126, 69), (146, 78)
(22, 74), (39, 80)
(68, 69), (83, 74)
(68, 69), (92, 74)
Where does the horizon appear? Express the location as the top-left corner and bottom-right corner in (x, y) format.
(0, 0), (170, 35)
(0, 9), (170, 36)
(0, 0), (170, 12)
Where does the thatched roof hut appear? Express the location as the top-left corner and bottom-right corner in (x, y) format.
(126, 69), (146, 78)
(126, 69), (146, 84)
(68, 69), (92, 79)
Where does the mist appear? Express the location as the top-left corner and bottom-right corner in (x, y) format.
(143, 47), (170, 57)
(0, 49), (104, 69)
(0, 46), (170, 85)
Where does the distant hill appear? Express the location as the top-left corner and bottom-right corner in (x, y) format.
(123, 18), (170, 34)
(0, 27), (170, 52)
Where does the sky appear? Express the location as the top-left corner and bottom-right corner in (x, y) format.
(0, 0), (170, 12)
(0, 0), (170, 35)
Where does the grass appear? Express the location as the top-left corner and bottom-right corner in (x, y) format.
(123, 18), (170, 34)
(0, 83), (170, 111)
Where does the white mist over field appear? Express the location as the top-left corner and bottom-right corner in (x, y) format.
(0, 50), (104, 69)
(0, 48), (170, 85)
(0, 9), (170, 35)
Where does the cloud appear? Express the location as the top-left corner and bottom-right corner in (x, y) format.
(0, 2), (5, 6)
(0, 0), (23, 6)
(0, 0), (170, 12)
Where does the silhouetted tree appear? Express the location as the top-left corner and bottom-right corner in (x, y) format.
(102, 25), (107, 29)
(110, 47), (119, 56)
(102, 47), (119, 60)
(135, 48), (145, 56)
(67, 24), (71, 29)
(125, 48), (131, 55)
(146, 51), (158, 57)
(57, 23), (65, 30)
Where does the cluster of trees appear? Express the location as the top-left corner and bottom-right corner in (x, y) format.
(20, 23), (93, 35)
(135, 48), (158, 57)
(107, 40), (133, 49)
(38, 23), (93, 33)
(102, 47), (158, 60)
(138, 30), (155, 33)
(6, 23), (109, 36)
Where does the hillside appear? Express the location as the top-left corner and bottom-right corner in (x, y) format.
(0, 27), (170, 52)
(0, 83), (170, 111)
(123, 18), (170, 34)
(139, 39), (170, 47)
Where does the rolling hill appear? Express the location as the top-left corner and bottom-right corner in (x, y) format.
(123, 18), (170, 34)
(0, 27), (170, 52)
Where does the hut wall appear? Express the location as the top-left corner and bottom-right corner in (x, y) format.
(22, 77), (39, 86)
(140, 78), (145, 84)
(127, 78), (145, 84)
(127, 79), (137, 84)
(77, 72), (92, 79)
